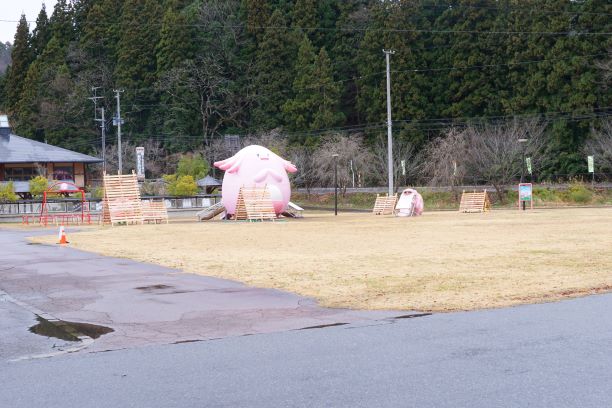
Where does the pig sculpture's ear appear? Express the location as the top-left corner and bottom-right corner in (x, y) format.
(214, 153), (244, 174)
(284, 160), (298, 173)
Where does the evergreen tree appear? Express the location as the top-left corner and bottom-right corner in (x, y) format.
(5, 15), (32, 115)
(291, 0), (337, 47)
(241, 0), (272, 41)
(283, 35), (317, 132)
(332, 0), (369, 124)
(80, 0), (122, 64)
(115, 0), (163, 135)
(251, 9), (299, 130)
(311, 47), (344, 130)
(505, 0), (611, 175)
(432, 0), (509, 118)
(31, 5), (51, 56)
(356, 1), (431, 145)
(48, 0), (75, 47)
(283, 37), (343, 137)
(291, 0), (317, 40)
(156, 1), (196, 74)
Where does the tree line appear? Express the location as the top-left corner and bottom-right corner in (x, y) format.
(0, 0), (610, 182)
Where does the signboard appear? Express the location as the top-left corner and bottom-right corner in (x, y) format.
(525, 157), (532, 175)
(518, 183), (533, 210)
(587, 156), (594, 174)
(136, 147), (145, 181)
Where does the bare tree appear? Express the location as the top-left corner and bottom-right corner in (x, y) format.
(372, 135), (421, 189)
(421, 128), (469, 191)
(242, 129), (289, 159)
(463, 119), (547, 200)
(288, 144), (317, 193)
(422, 119), (547, 201)
(202, 137), (234, 179)
(595, 48), (611, 89)
(585, 120), (612, 173)
(96, 140), (168, 178)
(313, 134), (375, 194)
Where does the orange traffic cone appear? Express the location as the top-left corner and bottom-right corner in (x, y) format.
(58, 225), (69, 245)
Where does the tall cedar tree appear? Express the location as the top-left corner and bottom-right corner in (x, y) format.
(331, 0), (369, 124)
(115, 0), (163, 136)
(251, 10), (299, 130)
(31, 5), (51, 56)
(283, 36), (343, 140)
(357, 1), (431, 146)
(242, 0), (272, 41)
(5, 15), (32, 115)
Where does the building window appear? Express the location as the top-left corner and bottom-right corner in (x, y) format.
(53, 166), (73, 181)
(4, 167), (38, 181)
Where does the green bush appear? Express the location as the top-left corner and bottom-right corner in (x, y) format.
(90, 186), (105, 199)
(565, 183), (593, 204)
(532, 187), (559, 204)
(29, 176), (49, 197)
(163, 174), (198, 196)
(176, 154), (209, 180)
(0, 182), (18, 202)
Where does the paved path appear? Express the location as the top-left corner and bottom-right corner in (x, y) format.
(0, 228), (399, 357)
(2, 293), (611, 407)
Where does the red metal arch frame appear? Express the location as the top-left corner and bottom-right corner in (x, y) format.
(39, 181), (89, 226)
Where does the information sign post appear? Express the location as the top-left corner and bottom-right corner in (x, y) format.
(518, 183), (533, 211)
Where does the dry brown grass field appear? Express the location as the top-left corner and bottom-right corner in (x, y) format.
(31, 208), (612, 312)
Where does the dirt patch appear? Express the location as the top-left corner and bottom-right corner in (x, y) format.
(31, 208), (612, 311)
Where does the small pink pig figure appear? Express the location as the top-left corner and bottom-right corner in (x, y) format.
(214, 145), (298, 216)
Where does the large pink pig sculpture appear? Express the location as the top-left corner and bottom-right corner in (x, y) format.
(214, 145), (298, 216)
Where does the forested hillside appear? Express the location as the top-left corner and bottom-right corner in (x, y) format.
(0, 0), (610, 182)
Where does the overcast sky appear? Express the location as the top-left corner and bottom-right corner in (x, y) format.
(1, 1), (57, 44)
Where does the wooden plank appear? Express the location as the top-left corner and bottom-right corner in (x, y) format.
(459, 190), (490, 213)
(235, 186), (276, 221)
(102, 171), (144, 226)
(142, 200), (169, 224)
(373, 194), (397, 215)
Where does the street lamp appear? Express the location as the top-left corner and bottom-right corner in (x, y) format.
(518, 138), (528, 211)
(332, 154), (339, 216)
(518, 138), (528, 183)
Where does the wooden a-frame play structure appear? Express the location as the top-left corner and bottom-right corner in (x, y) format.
(234, 186), (276, 221)
(372, 194), (398, 215)
(102, 171), (168, 226)
(459, 190), (491, 213)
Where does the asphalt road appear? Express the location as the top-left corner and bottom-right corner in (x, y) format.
(2, 292), (611, 408)
(0, 228), (399, 355)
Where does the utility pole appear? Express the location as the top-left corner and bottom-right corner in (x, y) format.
(96, 108), (106, 173)
(113, 89), (124, 174)
(89, 87), (106, 173)
(383, 49), (395, 196)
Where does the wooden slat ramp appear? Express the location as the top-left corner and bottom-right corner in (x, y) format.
(102, 172), (144, 226)
(142, 200), (169, 224)
(459, 190), (491, 213)
(372, 194), (398, 215)
(235, 186), (276, 222)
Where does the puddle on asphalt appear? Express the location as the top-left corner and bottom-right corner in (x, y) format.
(29, 316), (114, 342)
(299, 322), (348, 330)
(394, 313), (432, 319)
(135, 284), (174, 292)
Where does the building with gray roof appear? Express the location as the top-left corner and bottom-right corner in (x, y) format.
(0, 114), (102, 195)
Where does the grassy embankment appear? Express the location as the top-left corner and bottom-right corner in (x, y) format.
(292, 183), (612, 211)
